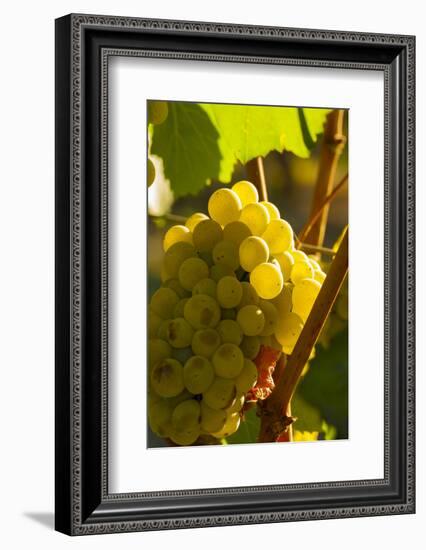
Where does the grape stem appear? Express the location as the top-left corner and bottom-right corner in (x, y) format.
(303, 109), (347, 248)
(246, 157), (268, 201)
(258, 228), (349, 443)
(297, 172), (348, 245)
(296, 242), (337, 257)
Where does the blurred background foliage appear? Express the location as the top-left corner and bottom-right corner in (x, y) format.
(147, 100), (348, 445)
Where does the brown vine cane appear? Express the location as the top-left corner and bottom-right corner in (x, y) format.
(258, 228), (349, 442)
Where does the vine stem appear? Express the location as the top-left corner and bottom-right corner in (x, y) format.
(304, 109), (346, 248)
(296, 242), (337, 257)
(258, 228), (349, 443)
(298, 173), (348, 244)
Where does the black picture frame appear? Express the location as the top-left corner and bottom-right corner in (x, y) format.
(55, 13), (415, 535)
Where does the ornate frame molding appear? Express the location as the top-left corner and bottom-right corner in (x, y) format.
(55, 14), (415, 535)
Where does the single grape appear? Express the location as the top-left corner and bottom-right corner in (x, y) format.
(208, 188), (242, 226)
(171, 399), (201, 430)
(169, 424), (200, 446)
(239, 203), (270, 236)
(157, 319), (171, 340)
(211, 412), (241, 438)
(191, 328), (221, 358)
(290, 260), (315, 285)
(212, 343), (244, 378)
(150, 287), (179, 318)
(185, 212), (208, 232)
(261, 219), (293, 254)
(290, 249), (309, 263)
(250, 262), (283, 299)
(260, 201), (280, 220)
(173, 297), (189, 318)
(238, 281), (260, 308)
(163, 224), (192, 252)
(275, 312), (304, 353)
(235, 358), (258, 394)
(200, 401), (227, 433)
(164, 278), (190, 298)
(237, 305), (265, 336)
(183, 356), (215, 394)
(148, 398), (172, 437)
(202, 377), (236, 410)
(239, 236), (269, 272)
(292, 278), (321, 321)
(150, 358), (184, 398)
(314, 270), (326, 284)
(259, 300), (278, 336)
(165, 317), (194, 348)
(227, 393), (245, 414)
(216, 276), (243, 309)
(192, 277), (217, 298)
(212, 240), (239, 271)
(148, 307), (163, 338)
(164, 241), (196, 279)
(178, 257), (209, 291)
(147, 158), (156, 187)
(148, 338), (172, 370)
(192, 219), (223, 252)
(223, 220), (252, 247)
(240, 335), (261, 359)
(210, 263), (235, 282)
(274, 250), (295, 282)
(217, 319), (243, 346)
(184, 294), (221, 329)
(308, 257), (321, 272)
(148, 100), (168, 125)
(271, 284), (293, 316)
(231, 180), (259, 206)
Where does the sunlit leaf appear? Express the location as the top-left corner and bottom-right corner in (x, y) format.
(201, 104), (331, 164)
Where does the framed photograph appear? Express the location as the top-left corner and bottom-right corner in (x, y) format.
(55, 14), (415, 535)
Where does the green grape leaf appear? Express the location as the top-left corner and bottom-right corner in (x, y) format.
(151, 102), (229, 198)
(201, 104), (331, 164)
(291, 392), (323, 433)
(226, 406), (260, 445)
(297, 328), (348, 438)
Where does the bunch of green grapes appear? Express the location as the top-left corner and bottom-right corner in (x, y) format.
(148, 180), (327, 445)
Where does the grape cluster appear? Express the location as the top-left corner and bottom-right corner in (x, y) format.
(148, 181), (327, 445)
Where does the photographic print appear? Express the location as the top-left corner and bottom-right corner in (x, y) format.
(147, 100), (349, 448)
